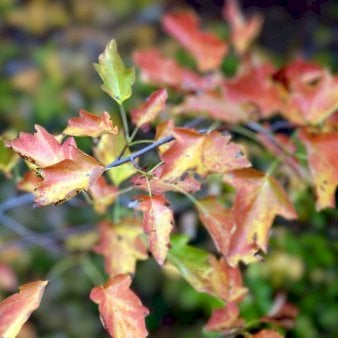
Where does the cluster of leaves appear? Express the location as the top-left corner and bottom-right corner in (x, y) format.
(1, 1), (338, 337)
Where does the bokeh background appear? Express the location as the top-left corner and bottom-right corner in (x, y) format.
(0, 1), (337, 337)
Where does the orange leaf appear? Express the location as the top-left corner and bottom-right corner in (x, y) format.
(94, 219), (147, 277)
(252, 329), (284, 338)
(178, 90), (251, 124)
(89, 176), (118, 214)
(90, 274), (149, 338)
(34, 149), (104, 206)
(63, 110), (118, 137)
(17, 170), (43, 193)
(159, 128), (250, 181)
(131, 171), (201, 195)
(131, 88), (168, 131)
(224, 168), (297, 266)
(197, 197), (233, 258)
(5, 125), (76, 168)
(223, 63), (285, 118)
(205, 302), (244, 333)
(133, 49), (219, 92)
(223, 0), (263, 54)
(299, 129), (338, 210)
(137, 195), (174, 265)
(275, 60), (338, 125)
(162, 11), (228, 72)
(0, 280), (48, 338)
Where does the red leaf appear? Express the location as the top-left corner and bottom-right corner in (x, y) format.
(0, 280), (48, 338)
(94, 219), (147, 277)
(205, 302), (244, 333)
(223, 0), (263, 54)
(197, 197), (233, 258)
(275, 60), (338, 125)
(299, 129), (338, 210)
(131, 88), (168, 131)
(224, 168), (297, 266)
(159, 128), (250, 181)
(90, 274), (149, 338)
(137, 195), (174, 265)
(63, 110), (118, 137)
(162, 11), (228, 72)
(133, 49), (219, 92)
(34, 149), (104, 206)
(253, 329), (284, 338)
(5, 125), (76, 168)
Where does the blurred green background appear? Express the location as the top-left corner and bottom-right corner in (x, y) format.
(0, 1), (337, 337)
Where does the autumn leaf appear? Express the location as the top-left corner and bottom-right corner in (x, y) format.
(197, 197), (233, 258)
(275, 60), (338, 125)
(94, 111), (136, 186)
(223, 168), (297, 266)
(88, 176), (118, 214)
(133, 49), (219, 92)
(131, 170), (201, 195)
(94, 39), (135, 105)
(137, 195), (174, 265)
(204, 302), (244, 333)
(167, 235), (247, 302)
(131, 88), (168, 131)
(299, 129), (338, 210)
(17, 170), (43, 193)
(34, 149), (104, 206)
(252, 329), (284, 338)
(90, 274), (149, 338)
(223, 62), (285, 118)
(0, 280), (48, 338)
(5, 125), (76, 168)
(63, 110), (118, 137)
(223, 0), (263, 54)
(94, 219), (147, 276)
(177, 90), (251, 124)
(159, 128), (250, 181)
(162, 11), (228, 72)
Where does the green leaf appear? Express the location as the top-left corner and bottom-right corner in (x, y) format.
(94, 39), (135, 105)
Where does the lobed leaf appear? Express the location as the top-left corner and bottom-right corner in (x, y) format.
(90, 274), (149, 338)
(63, 110), (118, 137)
(94, 39), (135, 105)
(159, 128), (250, 181)
(0, 280), (48, 338)
(137, 195), (174, 265)
(5, 125), (76, 168)
(162, 11), (228, 72)
(223, 168), (297, 266)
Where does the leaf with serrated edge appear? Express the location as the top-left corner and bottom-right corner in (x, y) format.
(34, 149), (104, 206)
(137, 195), (174, 265)
(0, 280), (48, 338)
(160, 128), (250, 181)
(94, 39), (135, 104)
(90, 274), (149, 338)
(63, 110), (118, 137)
(94, 219), (147, 276)
(5, 125), (76, 168)
(224, 168), (297, 266)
